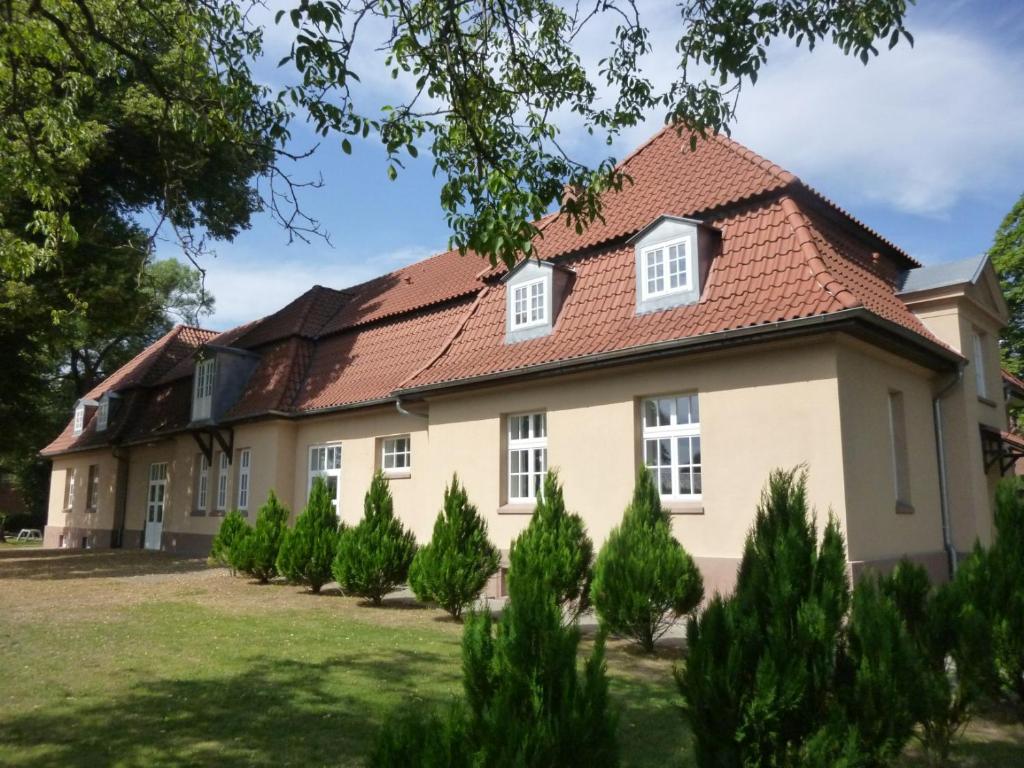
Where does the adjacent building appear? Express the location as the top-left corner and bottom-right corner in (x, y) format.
(41, 128), (1018, 593)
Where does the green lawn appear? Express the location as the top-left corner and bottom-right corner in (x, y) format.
(0, 550), (1020, 767)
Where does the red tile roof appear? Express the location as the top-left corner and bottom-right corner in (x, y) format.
(42, 127), (954, 457)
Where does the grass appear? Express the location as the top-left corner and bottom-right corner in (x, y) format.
(0, 550), (1020, 767)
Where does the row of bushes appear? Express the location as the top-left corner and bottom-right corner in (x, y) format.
(211, 468), (1024, 767)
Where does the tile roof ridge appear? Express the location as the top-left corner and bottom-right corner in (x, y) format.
(396, 285), (492, 391)
(277, 336), (316, 413)
(711, 132), (798, 185)
(779, 195), (860, 311)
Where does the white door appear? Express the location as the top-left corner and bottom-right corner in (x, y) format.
(145, 463), (168, 550)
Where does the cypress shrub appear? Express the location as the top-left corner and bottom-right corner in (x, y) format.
(507, 470), (593, 624)
(332, 471), (416, 605)
(591, 467), (704, 652)
(277, 477), (339, 593)
(409, 474), (500, 618)
(679, 468), (917, 766)
(231, 491), (289, 583)
(884, 558), (996, 764)
(989, 478), (1024, 710)
(208, 510), (250, 574)
(369, 522), (617, 767)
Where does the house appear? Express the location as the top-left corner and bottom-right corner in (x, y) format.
(41, 127), (1016, 593)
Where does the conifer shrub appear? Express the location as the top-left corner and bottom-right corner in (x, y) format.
(230, 491), (289, 583)
(409, 474), (500, 618)
(208, 509), (249, 574)
(369, 517), (618, 767)
(882, 558), (994, 766)
(678, 468), (917, 767)
(988, 478), (1024, 710)
(591, 467), (703, 652)
(332, 471), (416, 605)
(277, 477), (339, 593)
(507, 470), (593, 624)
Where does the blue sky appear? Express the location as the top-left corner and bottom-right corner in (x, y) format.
(157, 1), (1024, 330)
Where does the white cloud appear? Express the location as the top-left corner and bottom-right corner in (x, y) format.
(193, 243), (436, 330)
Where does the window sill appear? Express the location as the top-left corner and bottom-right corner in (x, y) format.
(210, 510), (226, 518)
(191, 509), (207, 517)
(383, 470), (412, 480)
(895, 501), (915, 515)
(85, 507), (97, 514)
(663, 501), (704, 515)
(978, 395), (997, 408)
(498, 503), (535, 515)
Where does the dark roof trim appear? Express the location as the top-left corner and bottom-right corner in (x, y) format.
(625, 214), (716, 245)
(396, 308), (962, 398)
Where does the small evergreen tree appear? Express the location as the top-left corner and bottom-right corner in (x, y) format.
(591, 468), (704, 652)
(277, 477), (339, 593)
(231, 491), (289, 583)
(409, 474), (500, 618)
(507, 470), (593, 624)
(332, 472), (416, 605)
(882, 558), (994, 766)
(988, 478), (1024, 710)
(679, 468), (917, 767)
(209, 510), (250, 574)
(369, 520), (618, 767)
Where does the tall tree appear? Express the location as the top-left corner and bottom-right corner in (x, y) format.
(990, 193), (1024, 374)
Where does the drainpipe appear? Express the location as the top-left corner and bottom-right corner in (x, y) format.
(933, 366), (964, 578)
(395, 397), (428, 420)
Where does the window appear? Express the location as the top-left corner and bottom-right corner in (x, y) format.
(215, 452), (229, 512)
(192, 357), (216, 420)
(888, 391), (911, 509)
(236, 449), (251, 511)
(642, 394), (701, 499)
(196, 454), (209, 513)
(973, 331), (988, 399)
(508, 413), (547, 502)
(511, 279), (548, 330)
(382, 436), (411, 475)
(641, 238), (691, 299)
(96, 398), (109, 432)
(73, 404), (85, 435)
(63, 469), (75, 511)
(86, 464), (99, 511)
(309, 444), (342, 515)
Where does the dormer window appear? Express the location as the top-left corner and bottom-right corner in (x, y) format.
(631, 215), (715, 315)
(73, 404), (85, 435)
(641, 238), (692, 300)
(192, 357), (217, 421)
(96, 397), (109, 432)
(512, 278), (548, 330)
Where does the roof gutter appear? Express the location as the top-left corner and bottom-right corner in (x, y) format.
(396, 308), (961, 399)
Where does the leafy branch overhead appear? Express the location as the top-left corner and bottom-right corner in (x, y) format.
(276, 0), (915, 267)
(2, 0), (915, 279)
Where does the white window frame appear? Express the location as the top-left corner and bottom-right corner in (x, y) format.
(192, 358), (217, 421)
(196, 454), (209, 513)
(510, 278), (548, 331)
(642, 394), (702, 501)
(973, 330), (988, 399)
(64, 468), (76, 511)
(640, 237), (692, 301)
(96, 398), (109, 432)
(381, 436), (411, 476)
(86, 464), (99, 511)
(215, 452), (229, 512)
(308, 443), (342, 516)
(236, 448), (251, 511)
(73, 405), (85, 435)
(507, 412), (547, 503)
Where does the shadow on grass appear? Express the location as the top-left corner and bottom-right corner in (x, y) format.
(0, 652), (459, 768)
(0, 550), (209, 581)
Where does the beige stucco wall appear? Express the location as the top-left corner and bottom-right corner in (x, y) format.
(835, 339), (944, 565)
(45, 449), (121, 547)
(910, 294), (1007, 550)
(422, 338), (849, 566)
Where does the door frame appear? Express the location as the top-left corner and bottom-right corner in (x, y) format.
(145, 462), (168, 550)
